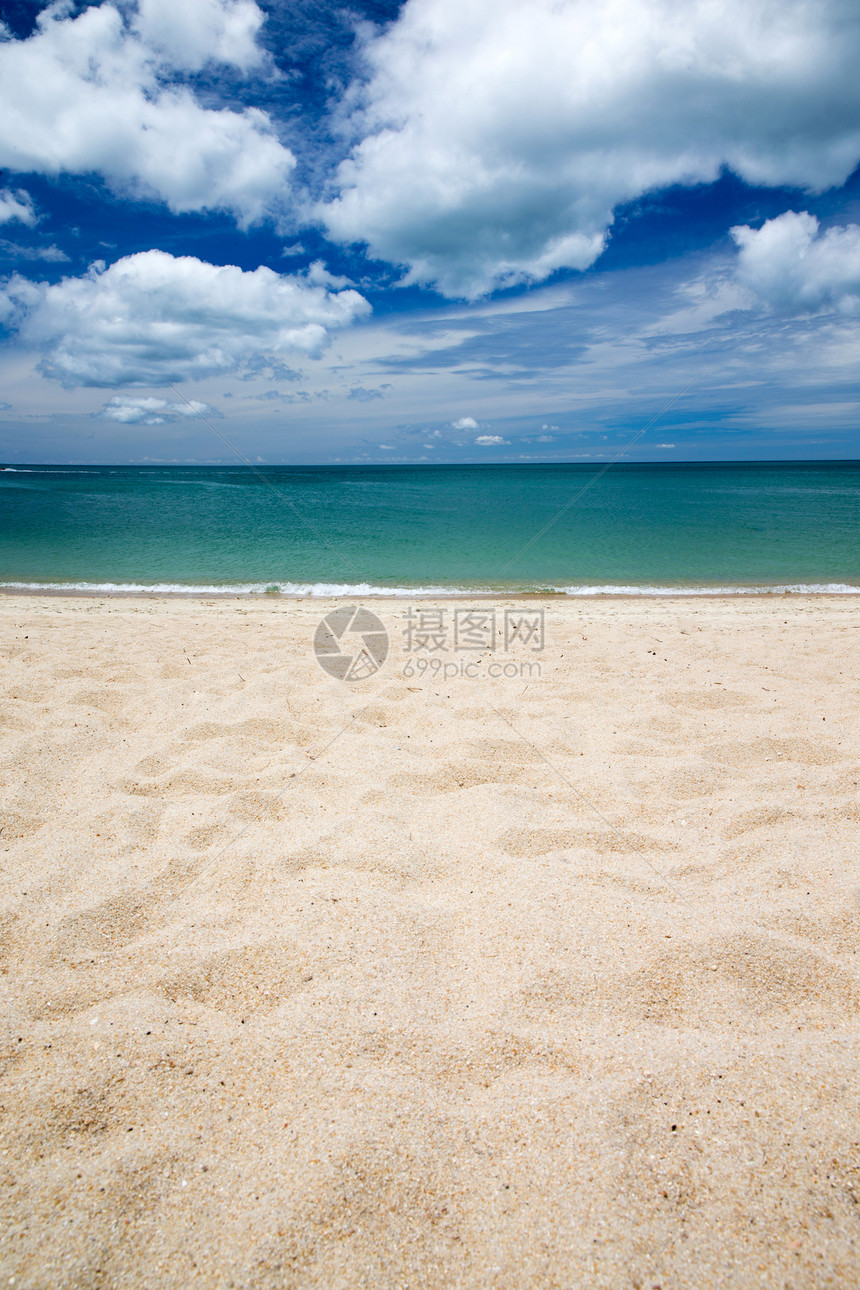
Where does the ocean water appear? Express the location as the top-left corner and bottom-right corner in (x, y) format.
(1, 461), (858, 595)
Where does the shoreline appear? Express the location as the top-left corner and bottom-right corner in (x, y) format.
(2, 584), (860, 601)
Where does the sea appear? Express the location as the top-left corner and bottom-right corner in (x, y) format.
(1, 461), (858, 596)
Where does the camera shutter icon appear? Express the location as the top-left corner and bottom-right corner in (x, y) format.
(314, 605), (389, 680)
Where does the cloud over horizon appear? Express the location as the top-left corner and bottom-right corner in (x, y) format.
(98, 395), (219, 424)
(0, 0), (859, 461)
(0, 251), (371, 387)
(732, 211), (860, 315)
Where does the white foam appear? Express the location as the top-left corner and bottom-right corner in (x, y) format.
(0, 580), (475, 597)
(560, 583), (860, 596)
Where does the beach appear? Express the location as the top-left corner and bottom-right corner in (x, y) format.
(1, 592), (859, 1287)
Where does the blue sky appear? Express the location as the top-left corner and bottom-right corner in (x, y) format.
(1, 0), (859, 464)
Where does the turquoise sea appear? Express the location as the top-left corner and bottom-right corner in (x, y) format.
(1, 461), (858, 595)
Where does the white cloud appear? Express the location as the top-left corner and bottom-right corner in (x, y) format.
(0, 0), (293, 226)
(322, 0), (860, 297)
(302, 261), (356, 290)
(0, 189), (36, 227)
(0, 240), (69, 262)
(475, 434), (508, 445)
(99, 395), (218, 424)
(731, 211), (860, 314)
(535, 434), (554, 442)
(1, 250), (371, 387)
(451, 415), (478, 429)
(132, 0), (265, 73)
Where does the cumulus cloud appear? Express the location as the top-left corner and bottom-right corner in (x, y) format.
(99, 396), (219, 424)
(131, 0), (265, 72)
(731, 211), (860, 314)
(475, 434), (508, 445)
(322, 0), (860, 297)
(1, 250), (371, 387)
(451, 416), (478, 430)
(0, 0), (293, 226)
(0, 189), (36, 227)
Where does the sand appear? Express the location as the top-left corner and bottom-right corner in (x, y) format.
(1, 593), (859, 1288)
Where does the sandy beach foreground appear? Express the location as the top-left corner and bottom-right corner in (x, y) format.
(1, 594), (858, 1288)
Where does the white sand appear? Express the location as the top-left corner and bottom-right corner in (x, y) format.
(1, 594), (859, 1287)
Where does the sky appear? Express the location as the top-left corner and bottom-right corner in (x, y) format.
(0, 0), (859, 465)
